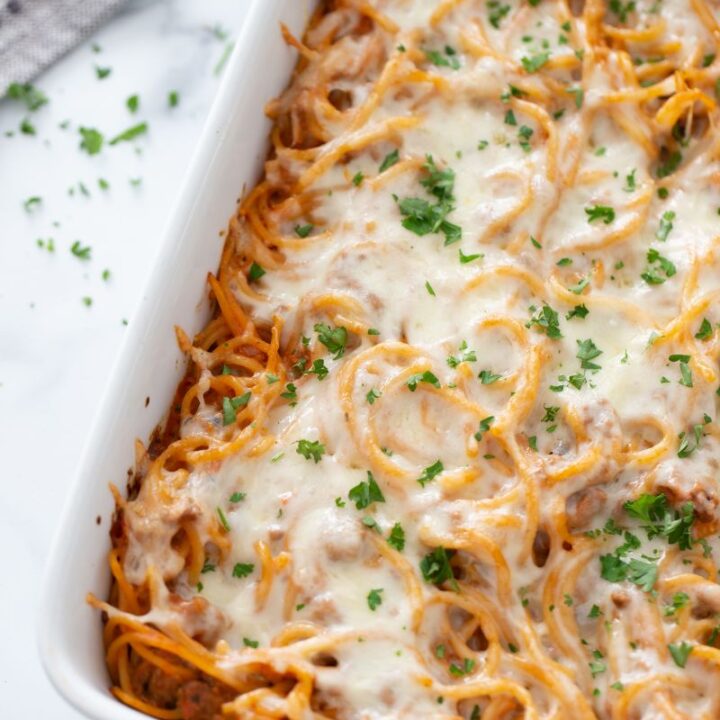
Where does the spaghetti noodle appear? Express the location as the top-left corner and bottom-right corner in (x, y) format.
(90, 0), (720, 717)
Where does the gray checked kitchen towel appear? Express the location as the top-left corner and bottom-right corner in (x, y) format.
(0, 0), (127, 90)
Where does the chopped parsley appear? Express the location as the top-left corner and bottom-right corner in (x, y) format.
(585, 205), (615, 224)
(417, 460), (444, 487)
(348, 471), (385, 510)
(623, 169), (636, 192)
(352, 171), (364, 186)
(624, 493), (695, 550)
(126, 95), (139, 113)
(229, 492), (246, 503)
(656, 211), (675, 241)
(295, 223), (313, 238)
(487, 0), (511, 28)
(387, 522), (405, 551)
(280, 383), (297, 405)
(296, 439), (325, 463)
(366, 388), (381, 404)
(478, 369), (502, 384)
(668, 641), (692, 668)
(379, 149), (399, 173)
(222, 392), (251, 425)
(521, 52), (550, 73)
(232, 562), (255, 578)
(70, 240), (92, 260)
(108, 122), (148, 145)
(420, 547), (456, 586)
(566, 304), (589, 320)
(527, 304), (562, 339)
(367, 588), (384, 611)
(576, 338), (602, 370)
(216, 507), (231, 532)
(407, 370), (440, 391)
(695, 318), (713, 340)
(474, 415), (494, 441)
(669, 354), (693, 388)
(447, 341), (477, 367)
(243, 637), (259, 648)
(396, 156), (461, 245)
(641, 248), (676, 285)
(6, 82), (48, 111)
(248, 261), (266, 282)
(424, 46), (460, 70)
(449, 658), (476, 676)
(79, 127), (104, 155)
(657, 150), (682, 179)
(314, 322), (348, 359)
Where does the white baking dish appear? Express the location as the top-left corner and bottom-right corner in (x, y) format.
(39, 1), (314, 717)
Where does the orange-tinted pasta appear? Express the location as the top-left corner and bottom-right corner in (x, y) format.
(90, 1), (720, 718)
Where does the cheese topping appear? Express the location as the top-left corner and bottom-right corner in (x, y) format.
(93, 1), (720, 718)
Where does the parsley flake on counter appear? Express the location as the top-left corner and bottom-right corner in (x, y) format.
(79, 127), (104, 155)
(70, 240), (92, 260)
(296, 439), (325, 463)
(6, 82), (48, 111)
(95, 65), (112, 79)
(109, 122), (148, 145)
(23, 196), (42, 212)
(126, 95), (139, 113)
(168, 90), (180, 108)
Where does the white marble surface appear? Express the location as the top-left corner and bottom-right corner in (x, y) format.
(0, 1), (251, 715)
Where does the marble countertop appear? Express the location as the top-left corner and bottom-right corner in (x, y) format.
(0, 0), (251, 715)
